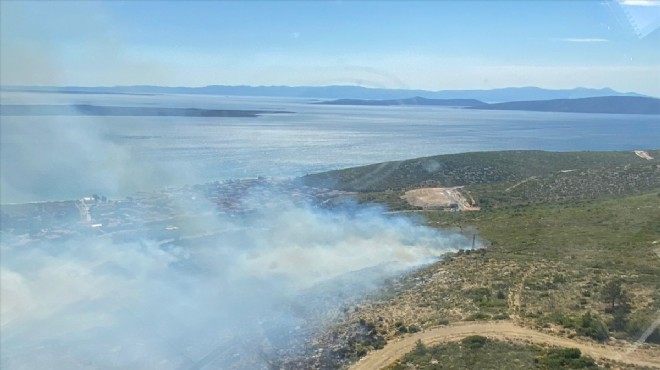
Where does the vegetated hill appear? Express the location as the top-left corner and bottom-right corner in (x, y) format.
(1, 85), (645, 102)
(315, 96), (485, 107)
(300, 150), (660, 192)
(283, 190), (660, 369)
(288, 153), (660, 369)
(469, 96), (660, 115)
(467, 162), (660, 209)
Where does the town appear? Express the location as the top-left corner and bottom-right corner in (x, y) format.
(0, 178), (356, 248)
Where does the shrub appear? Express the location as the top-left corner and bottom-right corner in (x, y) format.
(412, 339), (427, 356)
(577, 312), (609, 342)
(466, 312), (491, 321)
(535, 348), (598, 369)
(462, 335), (488, 348)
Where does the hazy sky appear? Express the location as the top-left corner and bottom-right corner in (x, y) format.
(1, 0), (659, 95)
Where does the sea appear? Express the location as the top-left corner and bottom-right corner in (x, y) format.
(1, 91), (659, 203)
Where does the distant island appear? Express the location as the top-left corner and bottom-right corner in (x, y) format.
(1, 85), (646, 103)
(0, 104), (293, 117)
(4, 87), (657, 115)
(315, 96), (486, 107)
(317, 95), (660, 115)
(468, 96), (660, 115)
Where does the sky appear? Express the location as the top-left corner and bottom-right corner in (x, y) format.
(1, 0), (659, 96)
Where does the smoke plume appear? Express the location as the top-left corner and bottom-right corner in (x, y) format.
(1, 191), (471, 369)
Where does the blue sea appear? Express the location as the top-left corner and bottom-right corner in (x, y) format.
(1, 91), (659, 203)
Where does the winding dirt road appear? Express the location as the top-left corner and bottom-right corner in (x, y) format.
(350, 321), (660, 369)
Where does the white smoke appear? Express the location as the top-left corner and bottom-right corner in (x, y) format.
(1, 194), (470, 369)
(0, 111), (193, 203)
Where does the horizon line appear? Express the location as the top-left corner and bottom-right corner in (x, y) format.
(0, 84), (650, 95)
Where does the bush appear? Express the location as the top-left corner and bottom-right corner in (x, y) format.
(577, 312), (609, 342)
(478, 299), (507, 308)
(462, 335), (488, 348)
(556, 348), (581, 359)
(412, 339), (427, 355)
(466, 312), (491, 321)
(550, 312), (576, 328)
(535, 348), (598, 369)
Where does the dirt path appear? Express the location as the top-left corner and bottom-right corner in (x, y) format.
(507, 265), (534, 323)
(505, 176), (537, 192)
(349, 321), (660, 370)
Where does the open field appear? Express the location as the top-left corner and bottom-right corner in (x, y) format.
(402, 187), (479, 211)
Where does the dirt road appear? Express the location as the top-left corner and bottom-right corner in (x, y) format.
(350, 321), (660, 370)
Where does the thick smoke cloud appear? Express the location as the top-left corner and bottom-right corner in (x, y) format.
(1, 90), (472, 369)
(1, 194), (471, 369)
(0, 110), (190, 203)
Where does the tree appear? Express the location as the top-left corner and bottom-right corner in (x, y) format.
(413, 339), (427, 355)
(601, 279), (629, 311)
(610, 307), (628, 331)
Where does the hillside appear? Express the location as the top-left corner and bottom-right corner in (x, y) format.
(470, 96), (660, 115)
(282, 150), (660, 369)
(301, 150), (660, 192)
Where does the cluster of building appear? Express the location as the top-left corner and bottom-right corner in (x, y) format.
(0, 178), (355, 247)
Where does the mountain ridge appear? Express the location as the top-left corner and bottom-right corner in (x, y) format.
(0, 85), (646, 103)
(468, 96), (660, 115)
(317, 95), (660, 115)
